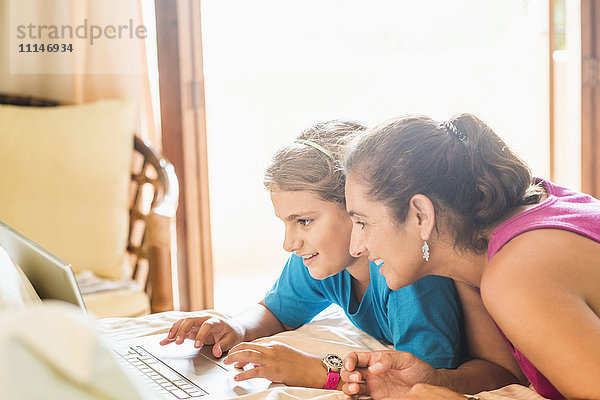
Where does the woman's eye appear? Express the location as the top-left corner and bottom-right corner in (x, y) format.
(355, 221), (366, 229)
(298, 219), (312, 227)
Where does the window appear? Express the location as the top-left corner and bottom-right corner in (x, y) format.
(199, 0), (553, 313)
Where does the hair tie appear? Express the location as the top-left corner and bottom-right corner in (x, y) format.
(295, 139), (335, 160)
(442, 121), (467, 143)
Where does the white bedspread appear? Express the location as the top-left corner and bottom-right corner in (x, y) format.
(97, 305), (548, 400)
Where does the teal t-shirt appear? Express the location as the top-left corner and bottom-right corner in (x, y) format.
(264, 254), (462, 369)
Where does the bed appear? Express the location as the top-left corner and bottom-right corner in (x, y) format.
(0, 269), (546, 400)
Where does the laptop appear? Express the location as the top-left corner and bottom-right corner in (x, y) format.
(0, 219), (271, 399)
(112, 334), (272, 399)
(0, 219), (86, 310)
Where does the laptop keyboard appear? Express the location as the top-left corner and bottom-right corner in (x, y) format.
(114, 345), (208, 399)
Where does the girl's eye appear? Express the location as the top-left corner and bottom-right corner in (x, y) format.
(355, 221), (366, 230)
(298, 219), (313, 227)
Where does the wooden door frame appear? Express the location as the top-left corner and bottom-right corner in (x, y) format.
(154, 0), (214, 311)
(581, 0), (600, 197)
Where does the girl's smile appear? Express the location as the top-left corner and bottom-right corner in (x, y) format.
(296, 252), (319, 267)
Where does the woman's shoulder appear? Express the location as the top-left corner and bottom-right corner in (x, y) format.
(483, 229), (597, 304)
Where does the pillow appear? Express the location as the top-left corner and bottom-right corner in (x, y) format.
(0, 245), (41, 309)
(0, 303), (148, 399)
(0, 101), (134, 279)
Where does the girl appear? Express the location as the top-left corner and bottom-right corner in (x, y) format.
(161, 120), (464, 390)
(341, 114), (600, 399)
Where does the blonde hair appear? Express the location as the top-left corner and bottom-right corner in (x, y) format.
(264, 120), (367, 205)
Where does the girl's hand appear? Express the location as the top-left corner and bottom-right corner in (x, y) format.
(223, 341), (328, 389)
(340, 350), (441, 399)
(159, 315), (245, 358)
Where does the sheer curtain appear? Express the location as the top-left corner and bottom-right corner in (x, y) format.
(199, 0), (551, 313)
(0, 0), (158, 144)
(0, 0), (171, 309)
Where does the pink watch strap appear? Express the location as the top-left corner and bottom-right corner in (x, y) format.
(323, 371), (340, 390)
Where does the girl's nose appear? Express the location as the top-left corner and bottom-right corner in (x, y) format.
(283, 229), (302, 253)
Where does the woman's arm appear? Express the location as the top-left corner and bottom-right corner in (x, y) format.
(437, 281), (526, 392)
(482, 229), (600, 399)
(341, 282), (526, 399)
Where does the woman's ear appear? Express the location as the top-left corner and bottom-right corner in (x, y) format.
(408, 194), (435, 240)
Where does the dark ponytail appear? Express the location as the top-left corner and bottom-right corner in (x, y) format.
(344, 113), (543, 254)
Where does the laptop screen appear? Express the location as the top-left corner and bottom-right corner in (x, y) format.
(0, 219), (86, 311)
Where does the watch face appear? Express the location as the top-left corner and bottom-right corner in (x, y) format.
(324, 354), (343, 371)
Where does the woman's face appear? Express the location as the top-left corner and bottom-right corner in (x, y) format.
(270, 190), (359, 279)
(344, 174), (425, 290)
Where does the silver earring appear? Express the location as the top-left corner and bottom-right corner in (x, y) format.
(422, 241), (430, 262)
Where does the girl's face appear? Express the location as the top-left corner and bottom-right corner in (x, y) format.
(344, 175), (425, 290)
(270, 190), (359, 279)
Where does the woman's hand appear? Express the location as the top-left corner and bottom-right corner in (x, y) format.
(340, 350), (443, 399)
(223, 341), (328, 389)
(159, 314), (246, 358)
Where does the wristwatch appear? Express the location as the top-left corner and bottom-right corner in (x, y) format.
(321, 353), (343, 390)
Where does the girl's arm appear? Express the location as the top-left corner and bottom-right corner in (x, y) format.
(162, 255), (325, 355)
(482, 229), (600, 399)
(223, 341), (339, 389)
(237, 299), (293, 340)
(160, 299), (291, 356)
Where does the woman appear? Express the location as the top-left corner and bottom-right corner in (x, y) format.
(341, 113), (600, 399)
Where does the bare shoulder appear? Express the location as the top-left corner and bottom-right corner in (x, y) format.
(481, 228), (600, 398)
(482, 228), (600, 303)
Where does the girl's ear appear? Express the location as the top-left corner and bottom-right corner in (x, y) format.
(408, 194), (435, 241)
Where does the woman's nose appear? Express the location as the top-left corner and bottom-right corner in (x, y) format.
(349, 227), (367, 257)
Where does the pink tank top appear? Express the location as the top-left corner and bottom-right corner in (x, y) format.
(487, 179), (600, 399)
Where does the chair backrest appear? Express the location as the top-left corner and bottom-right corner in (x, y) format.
(129, 135), (178, 303)
(0, 93), (178, 312)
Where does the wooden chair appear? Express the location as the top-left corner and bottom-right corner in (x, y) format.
(0, 93), (178, 313)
